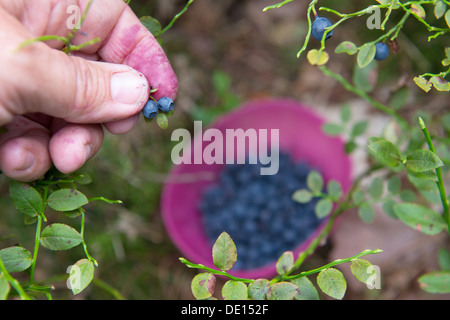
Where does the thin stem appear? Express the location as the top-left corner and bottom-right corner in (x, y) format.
(418, 117), (450, 231)
(80, 209), (98, 266)
(159, 0), (195, 36)
(92, 278), (126, 300)
(296, 0), (319, 58)
(319, 65), (410, 129)
(282, 249), (382, 281)
(29, 216), (43, 285)
(0, 258), (31, 300)
(179, 258), (255, 283)
(263, 0), (295, 12)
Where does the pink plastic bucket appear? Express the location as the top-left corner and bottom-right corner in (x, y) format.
(161, 98), (352, 279)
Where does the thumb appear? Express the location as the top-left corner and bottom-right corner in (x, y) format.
(2, 40), (149, 125)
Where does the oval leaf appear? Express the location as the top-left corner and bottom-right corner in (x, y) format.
(68, 259), (95, 295)
(358, 203), (375, 224)
(414, 76), (432, 92)
(222, 280), (248, 300)
(327, 180), (342, 201)
(40, 223), (83, 250)
(0, 247), (33, 273)
(248, 279), (270, 300)
(212, 232), (237, 271)
(357, 43), (376, 68)
(267, 282), (298, 300)
(291, 277), (319, 300)
(315, 198), (333, 218)
(191, 273), (216, 300)
(292, 189), (313, 204)
(405, 149), (444, 173)
(350, 259), (373, 285)
(418, 271), (450, 294)
(47, 189), (88, 212)
(139, 16), (162, 37)
(393, 203), (447, 235)
(317, 268), (347, 300)
(307, 170), (324, 193)
(368, 137), (402, 167)
(335, 41), (357, 55)
(276, 251), (294, 276)
(9, 181), (43, 217)
(307, 49), (329, 66)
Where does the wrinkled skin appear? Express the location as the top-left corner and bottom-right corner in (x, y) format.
(0, 0), (178, 181)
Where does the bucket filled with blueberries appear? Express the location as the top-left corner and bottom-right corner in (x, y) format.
(161, 98), (352, 279)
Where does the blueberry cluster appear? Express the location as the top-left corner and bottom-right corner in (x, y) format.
(199, 152), (323, 270)
(142, 97), (174, 119)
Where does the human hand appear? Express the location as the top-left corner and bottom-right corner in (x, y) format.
(0, 0), (178, 182)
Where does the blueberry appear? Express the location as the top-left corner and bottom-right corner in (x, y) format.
(374, 42), (389, 61)
(311, 17), (333, 41)
(142, 100), (158, 119)
(157, 97), (174, 113)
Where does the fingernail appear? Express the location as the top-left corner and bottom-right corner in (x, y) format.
(111, 70), (148, 105)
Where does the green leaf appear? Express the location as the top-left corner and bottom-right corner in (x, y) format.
(358, 203), (375, 223)
(438, 248), (450, 271)
(291, 277), (319, 300)
(393, 203), (447, 235)
(368, 177), (383, 199)
(387, 176), (401, 194)
(368, 137), (402, 167)
(47, 189), (88, 212)
(350, 259), (373, 285)
(0, 247), (32, 273)
(315, 198), (333, 218)
(266, 282), (298, 300)
(352, 189), (365, 205)
(340, 104), (351, 123)
(9, 181), (43, 217)
(0, 273), (10, 300)
(351, 121), (368, 137)
(414, 76), (432, 93)
(317, 268), (347, 300)
(383, 199), (398, 219)
(390, 87), (410, 110)
(322, 123), (344, 136)
(446, 9), (450, 28)
(292, 189), (313, 204)
(335, 41), (358, 55)
(139, 16), (162, 37)
(353, 60), (377, 93)
(405, 149), (444, 173)
(221, 280), (248, 300)
(68, 259), (95, 295)
(429, 76), (450, 92)
(276, 251), (294, 276)
(418, 271), (450, 293)
(307, 170), (324, 193)
(399, 189), (417, 202)
(248, 279), (270, 300)
(40, 223), (83, 250)
(191, 273), (216, 300)
(212, 232), (237, 271)
(327, 180), (342, 201)
(434, 1), (447, 19)
(307, 49), (329, 66)
(411, 3), (426, 19)
(357, 43), (376, 68)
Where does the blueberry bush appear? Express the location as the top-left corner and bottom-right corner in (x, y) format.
(181, 0), (450, 299)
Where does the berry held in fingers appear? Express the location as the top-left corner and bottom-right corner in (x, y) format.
(157, 97), (174, 113)
(142, 99), (159, 119)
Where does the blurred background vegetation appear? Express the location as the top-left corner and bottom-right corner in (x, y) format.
(0, 0), (449, 299)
